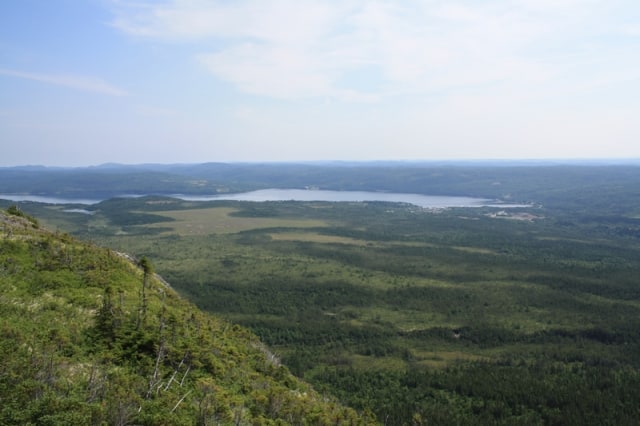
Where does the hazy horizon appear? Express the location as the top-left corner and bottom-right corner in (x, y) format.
(3, 157), (640, 170)
(2, 1), (639, 166)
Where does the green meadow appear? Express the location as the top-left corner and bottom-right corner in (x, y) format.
(146, 207), (329, 235)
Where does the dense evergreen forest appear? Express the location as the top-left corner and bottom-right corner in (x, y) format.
(3, 162), (640, 424)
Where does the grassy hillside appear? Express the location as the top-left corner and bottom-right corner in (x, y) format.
(0, 207), (373, 425)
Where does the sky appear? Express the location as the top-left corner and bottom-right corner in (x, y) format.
(1, 0), (639, 166)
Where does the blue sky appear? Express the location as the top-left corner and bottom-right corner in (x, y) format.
(1, 0), (639, 166)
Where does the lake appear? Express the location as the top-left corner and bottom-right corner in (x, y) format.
(0, 194), (103, 205)
(173, 189), (528, 208)
(1, 189), (528, 209)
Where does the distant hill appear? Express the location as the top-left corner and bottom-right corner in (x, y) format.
(2, 162), (640, 212)
(0, 207), (372, 425)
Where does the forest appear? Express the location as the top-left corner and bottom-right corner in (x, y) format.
(3, 162), (640, 424)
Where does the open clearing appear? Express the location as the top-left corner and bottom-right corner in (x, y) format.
(148, 207), (329, 235)
(268, 231), (371, 245)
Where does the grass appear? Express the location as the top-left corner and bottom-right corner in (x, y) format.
(268, 231), (371, 245)
(146, 207), (329, 235)
(412, 351), (489, 368)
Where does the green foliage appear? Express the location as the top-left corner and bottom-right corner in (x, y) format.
(6, 163), (640, 424)
(57, 194), (640, 425)
(0, 211), (369, 425)
(312, 363), (640, 425)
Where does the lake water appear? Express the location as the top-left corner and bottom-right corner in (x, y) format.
(175, 189), (528, 208)
(0, 194), (103, 205)
(0, 189), (528, 209)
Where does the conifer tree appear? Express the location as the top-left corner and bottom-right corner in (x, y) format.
(137, 256), (153, 329)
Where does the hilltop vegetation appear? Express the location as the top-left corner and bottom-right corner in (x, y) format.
(0, 207), (371, 425)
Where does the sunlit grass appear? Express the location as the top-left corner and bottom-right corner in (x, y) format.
(451, 245), (500, 255)
(269, 232), (371, 245)
(349, 307), (452, 331)
(145, 207), (329, 235)
(413, 350), (489, 368)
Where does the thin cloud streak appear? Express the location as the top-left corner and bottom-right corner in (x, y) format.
(0, 68), (128, 96)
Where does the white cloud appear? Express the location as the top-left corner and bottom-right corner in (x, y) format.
(198, 42), (336, 99)
(110, 0), (639, 103)
(0, 68), (128, 96)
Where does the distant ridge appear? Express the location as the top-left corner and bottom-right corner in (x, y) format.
(2, 161), (640, 208)
(4, 157), (640, 170)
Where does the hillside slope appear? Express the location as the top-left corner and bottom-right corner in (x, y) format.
(0, 208), (373, 425)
